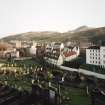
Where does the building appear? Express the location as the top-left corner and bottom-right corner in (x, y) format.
(44, 42), (80, 65)
(45, 42), (64, 65)
(29, 42), (37, 56)
(3, 48), (20, 58)
(79, 41), (94, 49)
(0, 42), (13, 51)
(0, 42), (14, 58)
(18, 47), (31, 57)
(86, 46), (105, 68)
(29, 42), (46, 59)
(63, 46), (80, 62)
(16, 41), (22, 48)
(10, 40), (33, 48)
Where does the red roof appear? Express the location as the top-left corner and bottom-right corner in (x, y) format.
(63, 51), (77, 57)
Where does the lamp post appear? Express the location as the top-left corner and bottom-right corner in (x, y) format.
(57, 76), (64, 105)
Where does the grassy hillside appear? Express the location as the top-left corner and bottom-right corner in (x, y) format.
(1, 27), (105, 43)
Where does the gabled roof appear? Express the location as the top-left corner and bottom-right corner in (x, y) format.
(87, 46), (100, 49)
(63, 51), (77, 57)
(67, 46), (73, 49)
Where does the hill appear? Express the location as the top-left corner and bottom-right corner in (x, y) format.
(1, 31), (61, 42)
(63, 27), (105, 42)
(1, 26), (105, 43)
(72, 25), (93, 33)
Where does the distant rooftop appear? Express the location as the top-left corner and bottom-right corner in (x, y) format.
(87, 46), (100, 49)
(63, 51), (77, 57)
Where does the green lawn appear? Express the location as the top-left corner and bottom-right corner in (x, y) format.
(0, 59), (91, 105)
(50, 83), (91, 105)
(0, 74), (32, 92)
(0, 59), (41, 92)
(61, 86), (91, 105)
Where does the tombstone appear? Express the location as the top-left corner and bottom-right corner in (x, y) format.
(4, 81), (7, 85)
(49, 81), (51, 87)
(32, 79), (35, 84)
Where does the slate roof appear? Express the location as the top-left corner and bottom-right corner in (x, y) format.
(87, 46), (100, 49)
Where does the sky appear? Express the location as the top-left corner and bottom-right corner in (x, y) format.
(0, 0), (105, 38)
